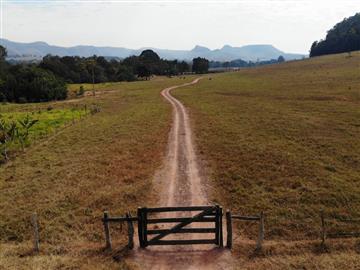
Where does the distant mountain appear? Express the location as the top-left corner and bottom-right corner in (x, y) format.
(0, 38), (305, 62)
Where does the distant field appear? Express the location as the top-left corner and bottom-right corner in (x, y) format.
(67, 76), (169, 97)
(0, 76), (194, 269)
(173, 52), (360, 239)
(67, 82), (121, 97)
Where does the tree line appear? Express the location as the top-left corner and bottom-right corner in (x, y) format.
(0, 46), (211, 103)
(310, 13), (360, 57)
(0, 46), (68, 103)
(209, 55), (285, 69)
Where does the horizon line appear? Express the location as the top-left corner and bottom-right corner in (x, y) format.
(0, 37), (308, 55)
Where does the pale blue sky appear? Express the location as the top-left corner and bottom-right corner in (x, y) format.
(1, 0), (359, 53)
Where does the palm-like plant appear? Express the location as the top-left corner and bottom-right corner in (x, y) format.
(0, 118), (18, 160)
(17, 115), (38, 150)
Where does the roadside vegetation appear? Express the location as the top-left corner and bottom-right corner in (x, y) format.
(173, 51), (360, 240)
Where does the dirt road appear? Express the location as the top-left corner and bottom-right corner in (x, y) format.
(127, 78), (233, 269)
(159, 78), (207, 207)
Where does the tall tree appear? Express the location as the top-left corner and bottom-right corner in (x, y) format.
(178, 61), (190, 74)
(192, 57), (209, 74)
(310, 13), (360, 57)
(277, 55), (285, 63)
(0, 46), (7, 61)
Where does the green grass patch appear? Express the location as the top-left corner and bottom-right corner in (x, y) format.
(1, 108), (87, 140)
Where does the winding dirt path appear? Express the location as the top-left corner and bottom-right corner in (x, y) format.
(160, 78), (206, 207)
(128, 78), (232, 269)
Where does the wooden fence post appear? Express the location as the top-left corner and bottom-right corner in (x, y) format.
(137, 207), (145, 248)
(226, 210), (232, 249)
(103, 211), (112, 250)
(321, 210), (326, 246)
(215, 205), (220, 246)
(143, 207), (148, 247)
(256, 211), (264, 251)
(126, 212), (134, 249)
(31, 213), (40, 253)
(219, 207), (224, 247)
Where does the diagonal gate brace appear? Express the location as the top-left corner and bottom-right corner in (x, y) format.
(147, 207), (216, 244)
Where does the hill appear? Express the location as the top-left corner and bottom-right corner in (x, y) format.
(0, 38), (305, 62)
(310, 13), (360, 57)
(173, 51), (360, 240)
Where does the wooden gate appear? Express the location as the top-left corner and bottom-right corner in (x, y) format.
(137, 205), (223, 247)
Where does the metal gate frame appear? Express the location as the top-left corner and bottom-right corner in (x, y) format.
(137, 205), (223, 247)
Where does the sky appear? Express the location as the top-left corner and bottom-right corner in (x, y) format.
(0, 0), (359, 54)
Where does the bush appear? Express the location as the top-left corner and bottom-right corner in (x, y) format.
(2, 66), (68, 103)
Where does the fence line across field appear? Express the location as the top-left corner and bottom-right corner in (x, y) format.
(101, 205), (264, 250)
(320, 210), (360, 246)
(27, 208), (360, 253)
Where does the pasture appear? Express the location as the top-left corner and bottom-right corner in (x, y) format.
(1, 52), (360, 269)
(0, 76), (194, 269)
(173, 52), (360, 240)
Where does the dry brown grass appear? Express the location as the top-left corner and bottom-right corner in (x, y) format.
(2, 51), (360, 268)
(173, 52), (360, 241)
(231, 237), (360, 269)
(0, 76), (194, 269)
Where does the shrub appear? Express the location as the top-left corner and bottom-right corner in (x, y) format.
(3, 66), (67, 103)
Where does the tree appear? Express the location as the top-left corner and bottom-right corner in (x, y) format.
(139, 49), (160, 63)
(192, 57), (209, 74)
(1, 66), (67, 103)
(139, 50), (161, 77)
(178, 61), (190, 74)
(86, 58), (96, 95)
(310, 13), (360, 57)
(0, 46), (8, 82)
(277, 55), (285, 63)
(136, 65), (151, 79)
(0, 46), (7, 61)
(17, 115), (38, 150)
(0, 119), (17, 161)
(116, 65), (136, 81)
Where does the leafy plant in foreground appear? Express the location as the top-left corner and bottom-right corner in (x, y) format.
(0, 118), (18, 161)
(17, 115), (38, 150)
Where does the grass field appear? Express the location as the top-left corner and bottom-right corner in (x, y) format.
(173, 52), (360, 240)
(67, 76), (169, 97)
(0, 76), (194, 269)
(1, 52), (360, 269)
(67, 82), (122, 97)
(0, 105), (87, 148)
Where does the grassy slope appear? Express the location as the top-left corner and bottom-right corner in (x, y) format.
(0, 76), (194, 269)
(173, 52), (360, 240)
